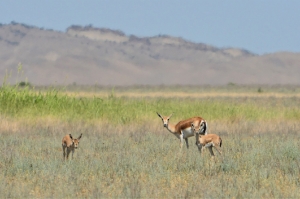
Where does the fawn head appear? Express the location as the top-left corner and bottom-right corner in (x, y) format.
(69, 133), (82, 149)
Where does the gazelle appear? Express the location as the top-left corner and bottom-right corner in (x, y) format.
(191, 122), (222, 158)
(62, 134), (82, 160)
(157, 112), (207, 149)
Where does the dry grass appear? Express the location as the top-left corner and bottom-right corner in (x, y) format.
(1, 118), (300, 198)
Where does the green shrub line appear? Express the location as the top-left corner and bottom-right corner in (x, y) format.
(1, 85), (300, 123)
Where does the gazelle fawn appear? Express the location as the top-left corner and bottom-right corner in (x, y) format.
(157, 112), (207, 149)
(191, 122), (222, 158)
(62, 134), (82, 160)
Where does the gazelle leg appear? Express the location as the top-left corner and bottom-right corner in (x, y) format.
(185, 138), (189, 149)
(197, 144), (203, 153)
(66, 148), (71, 160)
(72, 149), (75, 159)
(201, 146), (206, 154)
(208, 146), (215, 157)
(195, 133), (200, 149)
(214, 145), (222, 155)
(179, 133), (184, 149)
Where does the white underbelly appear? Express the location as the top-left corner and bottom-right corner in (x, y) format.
(181, 127), (194, 138)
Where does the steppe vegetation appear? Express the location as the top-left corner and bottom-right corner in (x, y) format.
(1, 83), (300, 198)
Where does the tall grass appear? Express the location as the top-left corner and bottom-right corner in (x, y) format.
(1, 85), (300, 123)
(1, 85), (300, 198)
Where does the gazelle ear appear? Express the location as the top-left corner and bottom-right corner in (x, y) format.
(168, 113), (173, 119)
(69, 134), (73, 139)
(157, 112), (162, 118)
(78, 133), (82, 140)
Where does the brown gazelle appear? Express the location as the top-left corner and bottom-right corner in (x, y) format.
(62, 134), (82, 160)
(191, 122), (222, 158)
(157, 112), (207, 149)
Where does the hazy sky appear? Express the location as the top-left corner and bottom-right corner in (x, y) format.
(1, 0), (300, 55)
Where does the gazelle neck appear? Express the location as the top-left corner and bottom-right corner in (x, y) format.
(165, 123), (176, 134)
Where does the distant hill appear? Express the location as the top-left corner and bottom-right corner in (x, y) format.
(0, 22), (299, 86)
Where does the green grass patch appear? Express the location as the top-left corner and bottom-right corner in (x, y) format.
(1, 86), (300, 123)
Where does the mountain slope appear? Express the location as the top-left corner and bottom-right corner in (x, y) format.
(0, 22), (299, 86)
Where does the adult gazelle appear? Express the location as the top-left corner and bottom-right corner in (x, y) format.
(157, 112), (207, 149)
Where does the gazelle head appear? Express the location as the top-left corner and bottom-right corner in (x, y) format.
(191, 120), (207, 135)
(70, 133), (82, 149)
(157, 112), (173, 128)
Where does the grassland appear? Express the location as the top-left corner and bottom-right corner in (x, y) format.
(1, 84), (300, 198)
